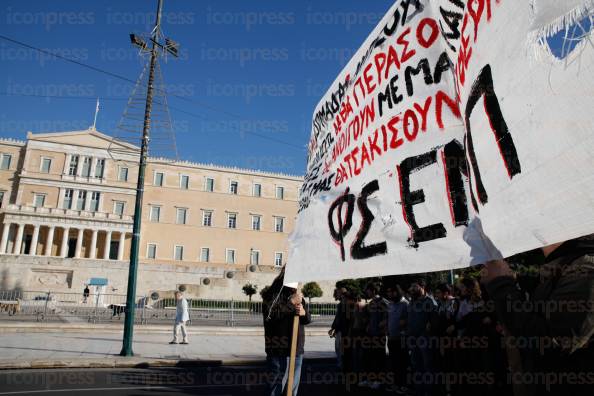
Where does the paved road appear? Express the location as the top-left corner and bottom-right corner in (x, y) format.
(0, 331), (334, 363)
(0, 364), (394, 395)
(0, 316), (332, 328)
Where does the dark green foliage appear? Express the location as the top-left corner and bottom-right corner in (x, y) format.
(302, 282), (323, 304)
(242, 283), (258, 302)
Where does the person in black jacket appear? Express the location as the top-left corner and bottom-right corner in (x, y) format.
(329, 286), (347, 369)
(482, 236), (594, 396)
(262, 268), (311, 396)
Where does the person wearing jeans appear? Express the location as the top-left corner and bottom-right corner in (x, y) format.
(268, 355), (304, 396)
(262, 267), (312, 396)
(170, 291), (189, 344)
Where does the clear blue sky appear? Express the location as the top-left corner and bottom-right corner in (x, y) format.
(0, 0), (393, 175)
(0, 1), (587, 175)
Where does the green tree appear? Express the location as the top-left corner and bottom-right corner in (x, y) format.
(302, 282), (323, 304)
(242, 283), (258, 302)
(336, 278), (367, 300)
(259, 285), (271, 300)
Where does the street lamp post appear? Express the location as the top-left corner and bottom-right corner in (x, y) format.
(120, 0), (178, 356)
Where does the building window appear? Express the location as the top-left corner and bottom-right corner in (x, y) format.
(154, 172), (164, 187)
(63, 189), (74, 209)
(174, 245), (184, 261)
(226, 249), (236, 264)
(274, 217), (284, 233)
(180, 175), (189, 189)
(68, 155), (79, 176)
(90, 192), (100, 212)
(33, 194), (45, 208)
(251, 215), (261, 231)
(118, 166), (129, 182)
(0, 191), (4, 208)
(229, 181), (238, 195)
(114, 201), (125, 216)
(275, 186), (284, 200)
(202, 210), (213, 227)
(200, 247), (210, 263)
(176, 207), (188, 224)
(76, 190), (87, 210)
(147, 244), (157, 259)
(81, 157), (92, 177)
(0, 154), (11, 170)
(40, 157), (52, 173)
(275, 252), (283, 267)
(95, 159), (105, 178)
(253, 183), (262, 197)
(150, 206), (161, 222)
(205, 177), (214, 192)
(250, 250), (260, 265)
(227, 213), (237, 229)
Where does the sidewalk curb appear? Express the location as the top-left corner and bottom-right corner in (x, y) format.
(0, 323), (329, 337)
(0, 356), (335, 370)
(0, 323), (329, 336)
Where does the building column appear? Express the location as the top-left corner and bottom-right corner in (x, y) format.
(71, 189), (79, 211)
(91, 157), (98, 178)
(84, 192), (91, 211)
(29, 225), (40, 255)
(13, 223), (25, 255)
(60, 227), (70, 257)
(117, 232), (126, 261)
(75, 228), (84, 258)
(0, 223), (11, 254)
(45, 226), (55, 256)
(89, 229), (98, 259)
(63, 153), (71, 175)
(103, 230), (112, 259)
(57, 188), (65, 210)
(98, 193), (104, 213)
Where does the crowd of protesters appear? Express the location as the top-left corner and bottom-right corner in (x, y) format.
(326, 235), (593, 396)
(261, 235), (593, 396)
(328, 276), (504, 395)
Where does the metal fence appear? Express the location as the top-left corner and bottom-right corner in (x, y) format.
(0, 290), (337, 326)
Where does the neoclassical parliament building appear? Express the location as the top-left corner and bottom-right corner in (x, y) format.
(0, 128), (327, 300)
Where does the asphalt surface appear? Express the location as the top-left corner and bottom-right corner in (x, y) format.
(0, 314), (332, 327)
(0, 362), (395, 395)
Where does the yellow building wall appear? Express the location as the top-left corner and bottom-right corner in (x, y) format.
(0, 141), (23, 207)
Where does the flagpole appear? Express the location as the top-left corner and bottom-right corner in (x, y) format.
(286, 314), (300, 396)
(92, 98), (99, 129)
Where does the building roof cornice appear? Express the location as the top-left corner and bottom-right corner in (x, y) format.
(149, 157), (303, 181)
(9, 129), (304, 180)
(0, 137), (26, 147)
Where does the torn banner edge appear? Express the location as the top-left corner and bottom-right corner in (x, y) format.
(527, 0), (594, 61)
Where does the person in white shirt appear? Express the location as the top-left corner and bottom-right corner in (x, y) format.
(170, 291), (189, 345)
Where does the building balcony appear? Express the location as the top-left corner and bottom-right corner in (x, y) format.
(59, 174), (109, 185)
(3, 204), (133, 223)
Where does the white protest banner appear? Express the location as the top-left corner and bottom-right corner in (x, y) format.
(285, 0), (594, 283)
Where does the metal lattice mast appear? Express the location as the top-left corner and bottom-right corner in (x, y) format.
(119, 0), (180, 357)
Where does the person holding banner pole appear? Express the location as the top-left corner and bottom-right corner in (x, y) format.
(482, 235), (594, 396)
(262, 268), (311, 396)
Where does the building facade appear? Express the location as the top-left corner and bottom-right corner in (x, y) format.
(0, 129), (326, 301)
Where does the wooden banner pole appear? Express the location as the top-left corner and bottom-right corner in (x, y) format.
(286, 314), (300, 396)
